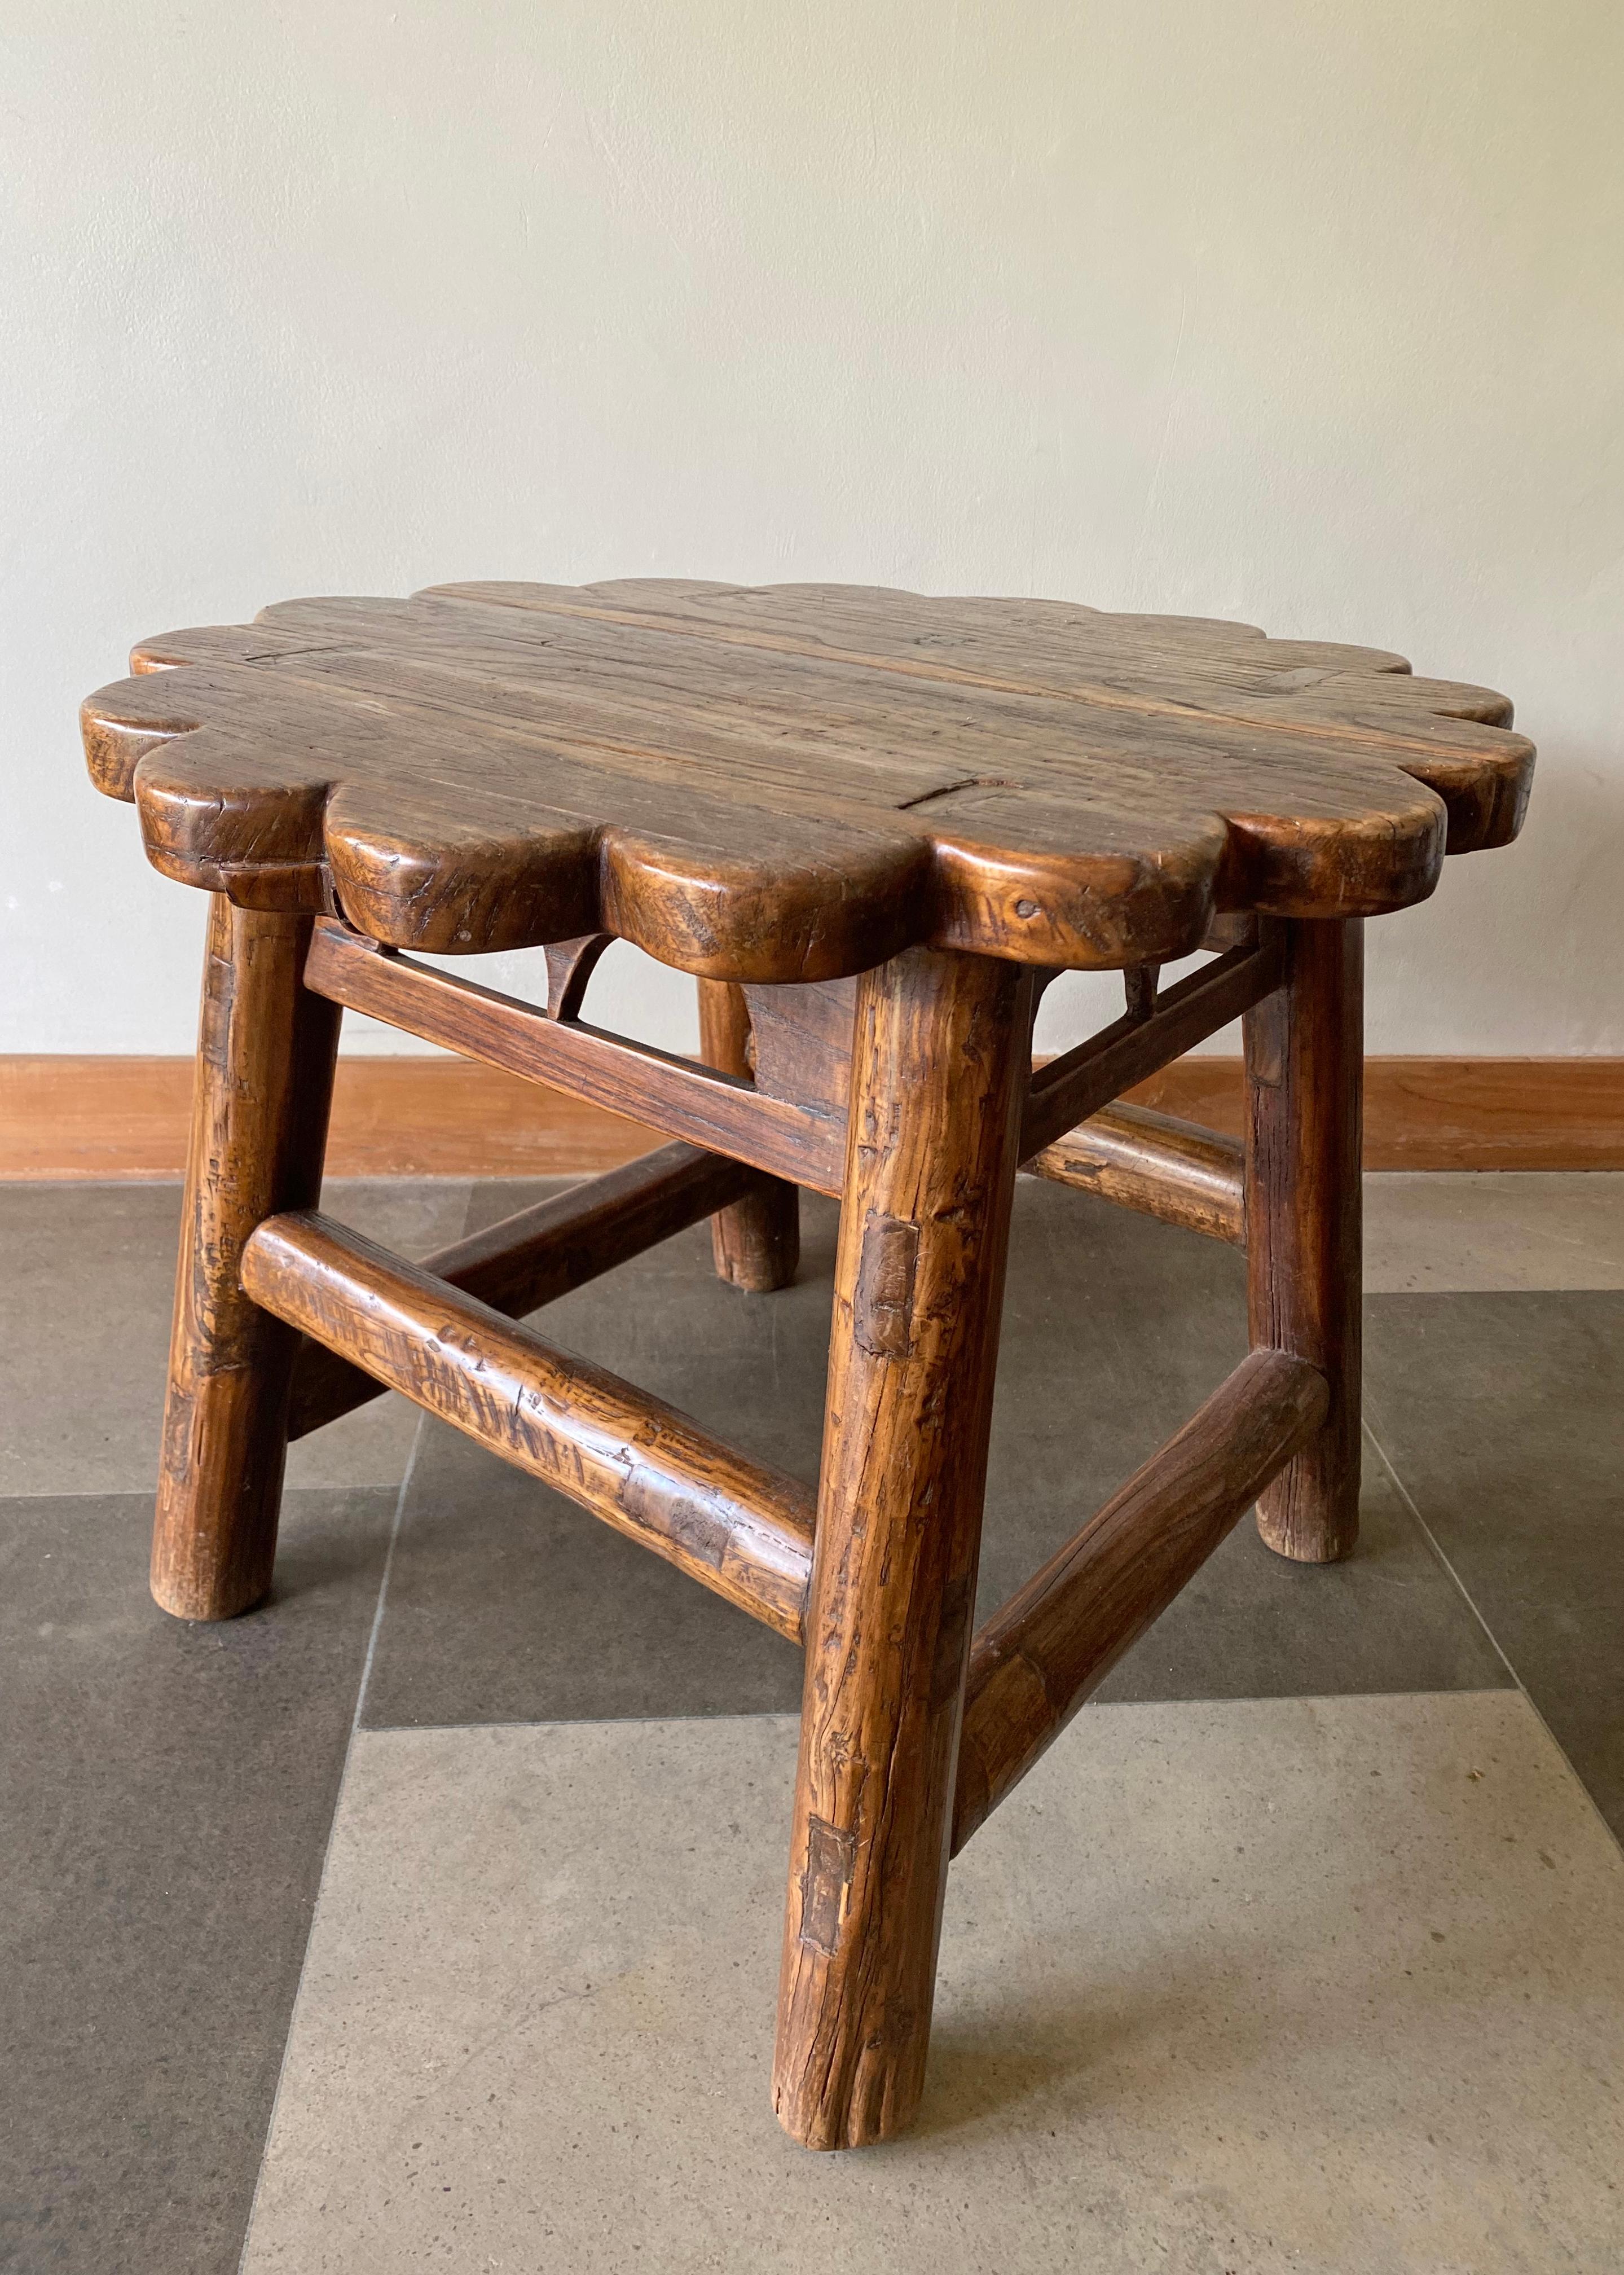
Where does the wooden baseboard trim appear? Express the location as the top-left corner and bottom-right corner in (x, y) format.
(0, 1056), (655, 1180)
(3, 1053), (1622, 1179)
(1126, 1057), (1624, 1171)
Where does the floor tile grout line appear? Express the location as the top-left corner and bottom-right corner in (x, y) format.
(349, 1416), (424, 1740)
(1363, 1418), (1624, 1864)
(1361, 1420), (1521, 1687)
(214, 1209), (1622, 2267)
(232, 1413), (426, 2275)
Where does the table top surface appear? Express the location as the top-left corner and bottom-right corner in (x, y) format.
(83, 580), (1533, 981)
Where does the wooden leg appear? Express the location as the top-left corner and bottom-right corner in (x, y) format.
(773, 948), (1030, 2149)
(152, 897), (341, 1620)
(1243, 917), (1363, 1563)
(696, 978), (799, 1290)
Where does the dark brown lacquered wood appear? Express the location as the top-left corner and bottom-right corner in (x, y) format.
(1123, 961), (1160, 1021)
(287, 1140), (760, 1438)
(696, 980), (800, 1292)
(950, 1350), (1327, 1851)
(1028, 1102), (1245, 1245)
(1244, 919), (1365, 1562)
(1019, 936), (1282, 1159)
(83, 582), (1531, 981)
(773, 948), (1031, 2151)
(302, 920), (848, 1194)
(152, 897), (341, 1619)
(431, 581), (1532, 856)
(740, 978), (860, 1115)
(88, 574), (1534, 2154)
(542, 932), (614, 1020)
(243, 1211), (815, 1641)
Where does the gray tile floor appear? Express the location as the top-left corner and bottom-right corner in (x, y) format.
(3, 1171), (1623, 2272)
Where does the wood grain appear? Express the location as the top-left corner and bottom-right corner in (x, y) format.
(303, 921), (847, 1193)
(151, 898), (341, 1619)
(82, 581), (1531, 979)
(432, 578), (1529, 854)
(77, 570), (1543, 2154)
(695, 980), (800, 1290)
(950, 1349), (1328, 1850)
(1244, 919), (1364, 1562)
(773, 947), (1031, 2150)
(243, 1209), (816, 1641)
(7, 1053), (1619, 1178)
(541, 932), (614, 1021)
(740, 978), (860, 1115)
(1028, 1101), (1245, 1244)
(287, 1140), (760, 1438)
(736, 948), (1276, 1157)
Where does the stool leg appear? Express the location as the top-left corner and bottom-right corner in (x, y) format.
(773, 947), (1030, 2148)
(696, 978), (799, 1290)
(1243, 916), (1363, 1563)
(152, 897), (341, 1620)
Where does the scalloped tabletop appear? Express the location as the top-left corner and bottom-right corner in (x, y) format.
(82, 580), (1533, 982)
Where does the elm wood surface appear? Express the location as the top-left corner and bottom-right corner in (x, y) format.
(741, 978), (860, 1114)
(83, 582), (1531, 981)
(738, 951), (1221, 1126)
(430, 580), (1530, 857)
(1028, 1101), (1245, 1245)
(773, 947), (1032, 2151)
(81, 578), (1535, 2159)
(242, 1211), (816, 1644)
(695, 980), (800, 1292)
(303, 920), (848, 1195)
(152, 899), (341, 1620)
(287, 1141), (760, 1439)
(737, 940), (1277, 1152)
(1123, 961), (1161, 1022)
(1245, 919), (1365, 1562)
(950, 1350), (1329, 1852)
(541, 932), (614, 1021)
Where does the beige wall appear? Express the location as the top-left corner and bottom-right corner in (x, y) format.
(4, 1), (1619, 1059)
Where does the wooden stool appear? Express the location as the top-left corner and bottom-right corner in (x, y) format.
(83, 580), (1532, 2150)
